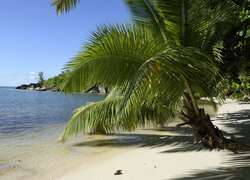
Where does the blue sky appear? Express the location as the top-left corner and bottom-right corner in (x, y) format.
(0, 0), (129, 86)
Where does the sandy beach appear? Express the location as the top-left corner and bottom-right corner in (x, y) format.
(2, 1), (248, 180)
(57, 100), (250, 180)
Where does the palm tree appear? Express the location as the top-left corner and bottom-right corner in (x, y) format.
(51, 0), (250, 150)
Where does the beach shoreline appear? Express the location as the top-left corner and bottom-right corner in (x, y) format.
(56, 99), (250, 180)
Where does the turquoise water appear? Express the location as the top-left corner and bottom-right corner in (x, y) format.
(0, 87), (107, 179)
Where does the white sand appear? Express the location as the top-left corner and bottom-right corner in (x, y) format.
(57, 100), (250, 180)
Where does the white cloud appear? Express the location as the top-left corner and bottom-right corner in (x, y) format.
(16, 73), (25, 77)
(0, 72), (38, 86)
(29, 75), (36, 80)
(28, 72), (37, 80)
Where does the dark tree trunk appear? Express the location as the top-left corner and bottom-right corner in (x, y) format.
(179, 93), (250, 151)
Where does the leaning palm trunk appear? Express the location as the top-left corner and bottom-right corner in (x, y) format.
(179, 93), (250, 151)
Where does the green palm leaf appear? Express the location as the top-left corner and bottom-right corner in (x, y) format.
(185, 0), (237, 52)
(62, 23), (165, 93)
(59, 95), (123, 141)
(123, 0), (168, 42)
(60, 88), (175, 141)
(155, 0), (182, 45)
(123, 0), (186, 45)
(120, 46), (219, 120)
(51, 0), (80, 14)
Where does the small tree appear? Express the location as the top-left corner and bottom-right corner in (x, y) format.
(38, 71), (45, 86)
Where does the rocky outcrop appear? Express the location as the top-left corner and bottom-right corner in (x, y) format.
(16, 84), (108, 93)
(16, 83), (41, 90)
(27, 83), (41, 90)
(49, 87), (60, 92)
(84, 85), (109, 93)
(16, 84), (29, 90)
(35, 87), (48, 91)
(16, 83), (49, 91)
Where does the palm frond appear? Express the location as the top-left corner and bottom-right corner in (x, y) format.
(51, 0), (80, 14)
(62, 23), (165, 93)
(120, 46), (219, 120)
(155, 0), (182, 45)
(123, 0), (185, 45)
(123, 0), (168, 42)
(59, 95), (123, 141)
(185, 0), (238, 52)
(60, 88), (175, 141)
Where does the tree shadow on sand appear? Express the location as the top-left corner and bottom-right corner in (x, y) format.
(74, 126), (203, 152)
(214, 109), (250, 145)
(73, 108), (250, 180)
(172, 108), (250, 180)
(173, 152), (250, 180)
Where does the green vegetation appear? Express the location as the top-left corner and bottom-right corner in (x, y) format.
(43, 72), (68, 89)
(51, 0), (250, 150)
(219, 74), (250, 101)
(219, 0), (250, 101)
(38, 71), (45, 86)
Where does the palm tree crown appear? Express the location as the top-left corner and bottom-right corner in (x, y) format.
(51, 0), (238, 143)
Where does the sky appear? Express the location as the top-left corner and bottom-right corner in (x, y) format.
(0, 0), (129, 86)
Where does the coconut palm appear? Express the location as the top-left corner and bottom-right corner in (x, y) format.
(52, 0), (250, 150)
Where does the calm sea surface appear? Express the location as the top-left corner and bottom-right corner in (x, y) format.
(0, 87), (106, 179)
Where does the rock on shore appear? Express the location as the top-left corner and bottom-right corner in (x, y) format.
(16, 84), (108, 93)
(84, 85), (109, 93)
(16, 83), (41, 90)
(16, 83), (51, 91)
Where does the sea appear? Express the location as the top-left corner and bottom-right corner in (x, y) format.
(0, 86), (107, 179)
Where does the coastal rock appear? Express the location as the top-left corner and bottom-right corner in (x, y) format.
(16, 83), (108, 94)
(49, 87), (60, 92)
(84, 85), (100, 93)
(35, 87), (47, 91)
(84, 85), (109, 93)
(99, 86), (107, 93)
(16, 83), (41, 90)
(16, 84), (29, 90)
(89, 86), (100, 93)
